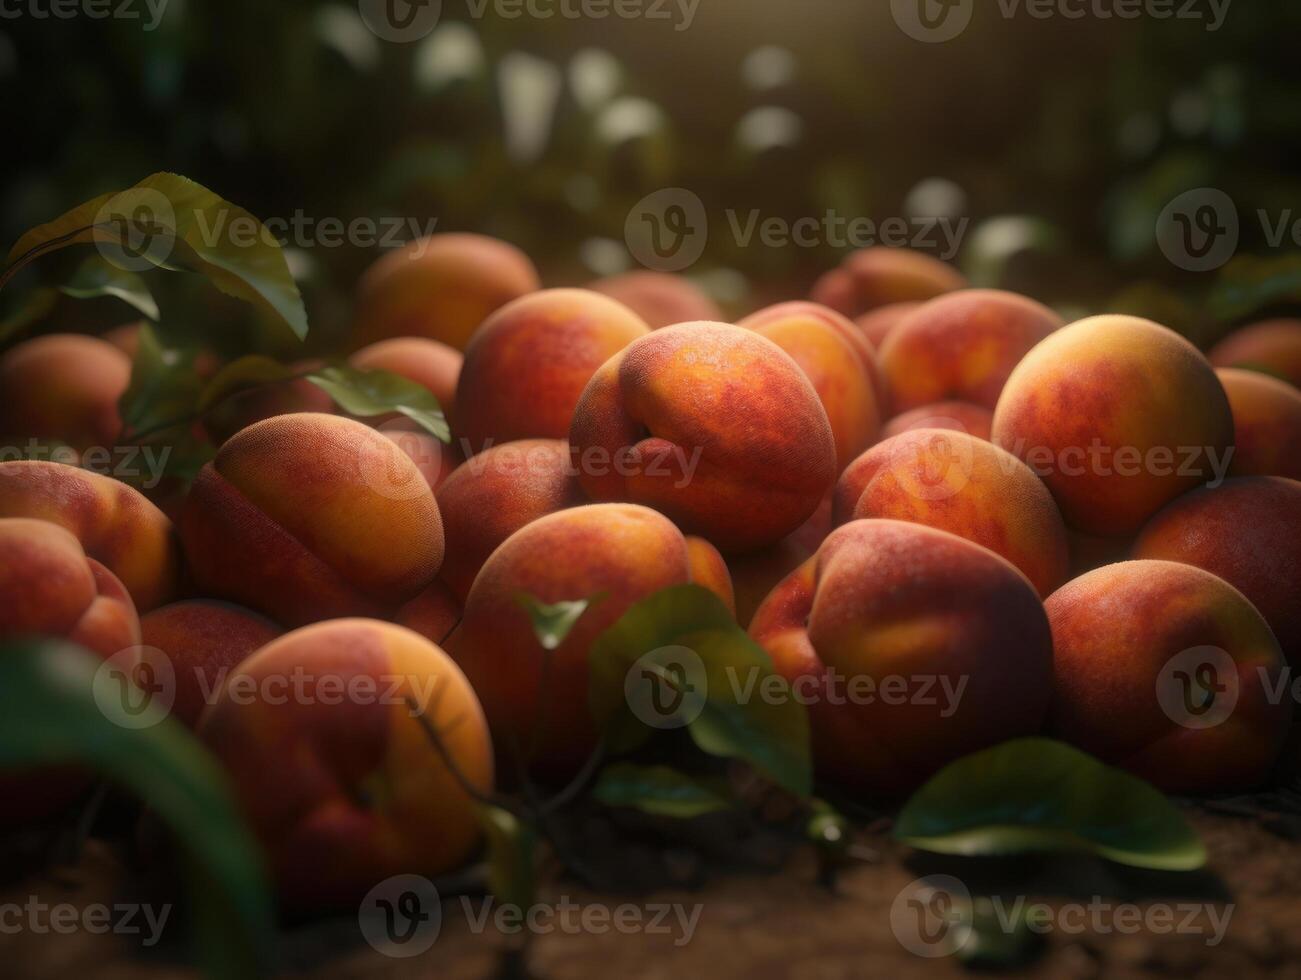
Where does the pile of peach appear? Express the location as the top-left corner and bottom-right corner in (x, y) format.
(2, 237), (1300, 912)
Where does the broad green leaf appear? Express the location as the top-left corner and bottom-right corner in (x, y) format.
(4, 172), (307, 342)
(307, 365), (450, 442)
(0, 287), (57, 344)
(117, 323), (205, 436)
(478, 805), (536, 913)
(894, 738), (1207, 872)
(592, 763), (731, 819)
(515, 594), (600, 651)
(0, 640), (273, 976)
(59, 255), (159, 320)
(198, 356), (296, 413)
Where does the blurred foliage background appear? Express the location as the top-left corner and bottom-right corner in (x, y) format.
(3, 0), (1301, 351)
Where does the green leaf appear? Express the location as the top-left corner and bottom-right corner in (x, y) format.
(894, 737), (1207, 872)
(307, 365), (450, 442)
(3, 172), (308, 342)
(0, 639), (274, 976)
(478, 805), (536, 913)
(588, 584), (812, 797)
(592, 763), (732, 819)
(198, 356), (296, 414)
(1208, 253), (1301, 323)
(0, 287), (58, 344)
(515, 594), (600, 651)
(58, 255), (159, 321)
(117, 323), (205, 435)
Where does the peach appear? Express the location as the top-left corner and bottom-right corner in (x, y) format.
(1216, 368), (1301, 480)
(1046, 560), (1290, 794)
(348, 337), (462, 418)
(750, 520), (1053, 796)
(196, 619), (493, 911)
(446, 504), (734, 776)
(992, 315), (1235, 537)
(456, 289), (649, 451)
(1208, 318), (1301, 388)
(727, 498), (832, 630)
(380, 421), (461, 493)
(879, 290), (1063, 414)
(856, 302), (921, 350)
(1133, 477), (1301, 666)
(0, 460), (179, 611)
(203, 360), (335, 446)
(435, 439), (587, 603)
(0, 334), (130, 451)
(834, 429), (1069, 596)
(139, 601), (282, 728)
(396, 578), (463, 648)
(590, 271), (723, 329)
(352, 233), (540, 350)
(880, 401), (994, 443)
(180, 414), (443, 627)
(569, 322), (837, 553)
(738, 302), (884, 470)
(0, 517), (139, 658)
(810, 247), (965, 319)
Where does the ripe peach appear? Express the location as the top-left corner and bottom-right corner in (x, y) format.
(380, 421), (460, 493)
(436, 439), (587, 602)
(856, 302), (921, 350)
(0, 461), (179, 611)
(1133, 477), (1301, 666)
(348, 337), (462, 418)
(352, 233), (540, 350)
(1208, 319), (1301, 388)
(590, 271), (722, 329)
(834, 429), (1069, 596)
(180, 414), (443, 626)
(456, 289), (649, 451)
(0, 334), (130, 451)
(727, 499), (832, 629)
(0, 517), (139, 658)
(396, 578), (463, 648)
(880, 401), (994, 442)
(810, 247), (965, 319)
(1046, 560), (1290, 794)
(750, 520), (1053, 796)
(879, 290), (1062, 414)
(203, 360), (335, 446)
(196, 619), (493, 912)
(446, 504), (734, 776)
(139, 601), (282, 728)
(1216, 368), (1301, 480)
(739, 302), (883, 470)
(992, 315), (1235, 537)
(569, 322), (837, 553)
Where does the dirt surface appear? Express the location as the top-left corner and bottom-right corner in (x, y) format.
(6, 803), (1301, 980)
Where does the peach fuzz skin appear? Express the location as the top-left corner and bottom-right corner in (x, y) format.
(456, 289), (650, 451)
(1208, 318), (1301, 389)
(879, 289), (1063, 414)
(180, 414), (444, 627)
(351, 233), (540, 351)
(738, 302), (884, 470)
(810, 247), (966, 320)
(833, 429), (1070, 597)
(0, 333), (131, 451)
(140, 600), (283, 728)
(1046, 561), (1291, 795)
(880, 401), (994, 443)
(749, 520), (1053, 797)
(196, 619), (493, 913)
(1216, 368), (1301, 480)
(590, 271), (723, 329)
(1133, 477), (1301, 666)
(0, 460), (180, 612)
(992, 315), (1235, 537)
(446, 504), (734, 778)
(569, 322), (837, 554)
